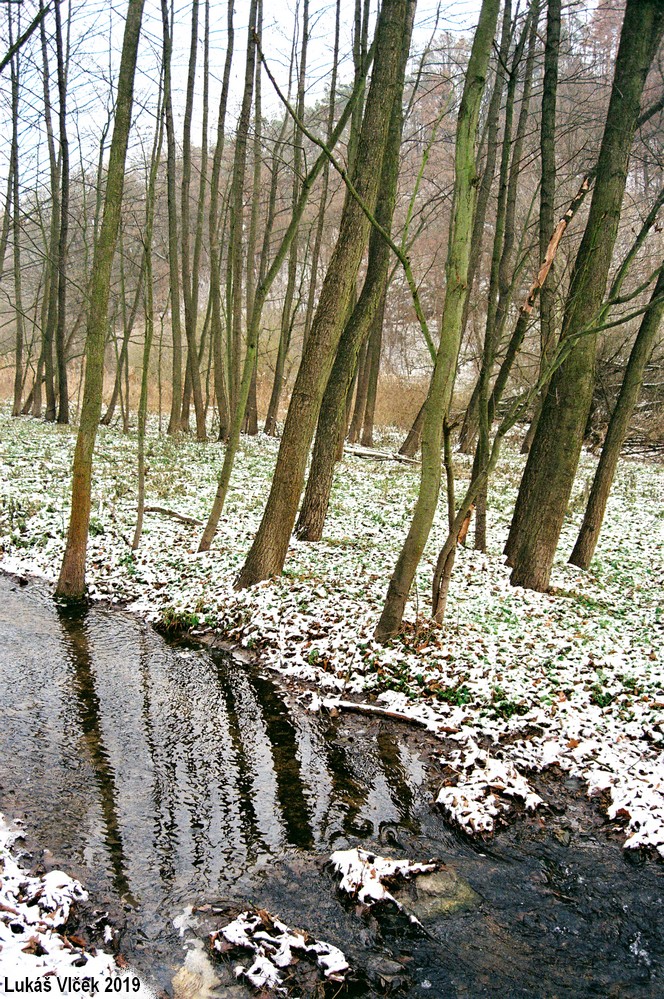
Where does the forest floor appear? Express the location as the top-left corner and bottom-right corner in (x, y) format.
(0, 407), (662, 860)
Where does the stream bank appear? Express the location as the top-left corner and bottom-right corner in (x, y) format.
(0, 575), (662, 996)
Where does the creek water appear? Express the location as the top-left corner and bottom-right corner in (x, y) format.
(0, 575), (662, 997)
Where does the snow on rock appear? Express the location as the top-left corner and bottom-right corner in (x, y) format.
(0, 812), (154, 991)
(330, 847), (440, 924)
(435, 745), (545, 834)
(211, 908), (349, 991)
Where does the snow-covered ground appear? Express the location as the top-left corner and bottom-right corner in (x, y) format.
(0, 409), (662, 857)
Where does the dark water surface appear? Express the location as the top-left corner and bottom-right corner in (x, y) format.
(0, 576), (662, 996)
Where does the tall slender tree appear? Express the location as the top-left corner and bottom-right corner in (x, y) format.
(55, 0), (146, 600)
(569, 268), (664, 569)
(160, 0), (183, 436)
(521, 0), (561, 455)
(375, 0), (501, 642)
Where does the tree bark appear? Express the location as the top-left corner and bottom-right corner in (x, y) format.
(506, 0), (664, 592)
(521, 0), (561, 455)
(236, 0), (416, 587)
(161, 0), (183, 437)
(55, 0), (146, 601)
(570, 266), (664, 569)
(375, 0), (500, 642)
(264, 0), (309, 436)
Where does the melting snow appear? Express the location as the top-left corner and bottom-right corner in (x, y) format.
(211, 908), (348, 991)
(0, 412), (662, 856)
(0, 813), (153, 990)
(330, 847), (440, 924)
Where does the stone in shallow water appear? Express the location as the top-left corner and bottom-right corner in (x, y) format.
(393, 869), (479, 921)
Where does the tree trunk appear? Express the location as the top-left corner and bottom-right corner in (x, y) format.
(521, 0), (561, 455)
(264, 0), (309, 436)
(161, 0), (183, 437)
(236, 0), (416, 587)
(295, 139), (397, 544)
(9, 15), (23, 417)
(101, 250), (145, 425)
(179, 0), (206, 440)
(506, 0), (664, 592)
(456, 0), (513, 454)
(54, 0), (70, 424)
(570, 267), (664, 569)
(360, 288), (386, 447)
(375, 0), (500, 642)
(474, 0), (540, 550)
(39, 0), (59, 423)
(198, 32), (375, 551)
(208, 0), (234, 440)
(55, 0), (146, 601)
(134, 87), (164, 549)
(348, 337), (371, 444)
(226, 0), (258, 419)
(302, 0), (341, 347)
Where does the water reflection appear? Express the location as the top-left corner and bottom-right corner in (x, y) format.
(2, 578), (661, 997)
(1, 580), (420, 919)
(57, 605), (136, 906)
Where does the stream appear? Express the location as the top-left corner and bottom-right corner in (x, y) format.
(0, 575), (662, 996)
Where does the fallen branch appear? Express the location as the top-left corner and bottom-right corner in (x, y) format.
(320, 697), (459, 733)
(144, 505), (203, 526)
(344, 444), (419, 465)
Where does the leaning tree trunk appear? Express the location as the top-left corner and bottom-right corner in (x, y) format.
(505, 0), (664, 592)
(236, 0), (416, 588)
(198, 49), (371, 552)
(569, 265), (664, 569)
(55, 0), (145, 601)
(301, 0), (341, 348)
(456, 0), (513, 454)
(208, 0), (234, 440)
(295, 70), (407, 543)
(474, 1), (539, 549)
(375, 0), (500, 643)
